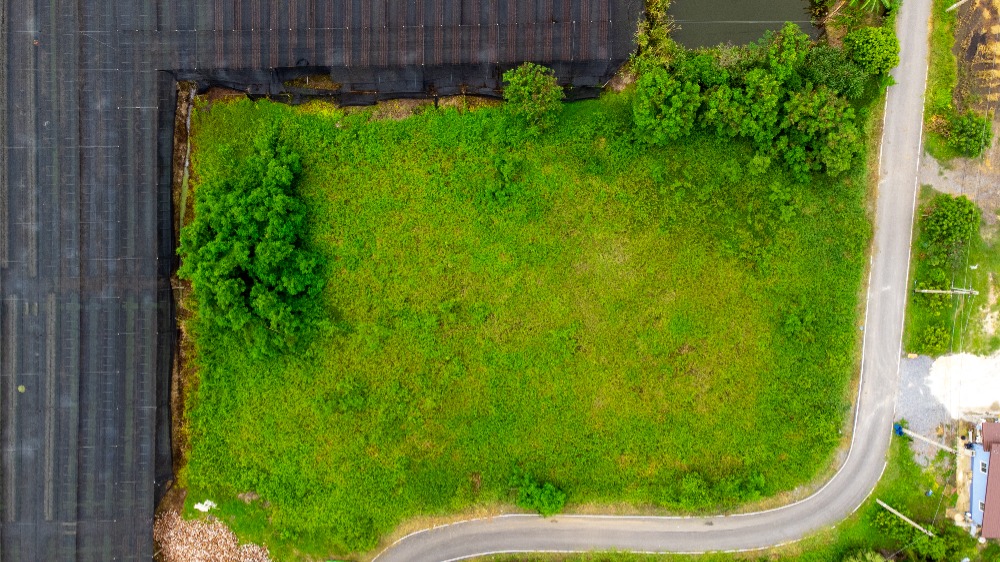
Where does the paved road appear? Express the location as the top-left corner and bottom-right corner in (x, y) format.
(374, 2), (931, 561)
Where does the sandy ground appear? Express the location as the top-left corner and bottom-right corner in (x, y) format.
(897, 355), (955, 464)
(897, 352), (1000, 464)
(927, 352), (1000, 417)
(919, 154), (1000, 224)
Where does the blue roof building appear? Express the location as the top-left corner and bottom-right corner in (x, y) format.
(972, 443), (991, 526)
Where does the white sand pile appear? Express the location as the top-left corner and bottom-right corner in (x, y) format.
(926, 352), (1000, 419)
(154, 511), (270, 562)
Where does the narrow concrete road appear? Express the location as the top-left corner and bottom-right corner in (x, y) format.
(374, 2), (931, 560)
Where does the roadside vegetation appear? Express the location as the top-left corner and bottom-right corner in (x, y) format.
(486, 435), (997, 562)
(178, 6), (896, 561)
(906, 188), (1000, 356)
(924, 0), (993, 160)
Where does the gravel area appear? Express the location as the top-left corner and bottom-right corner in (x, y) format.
(153, 511), (271, 562)
(896, 355), (954, 465)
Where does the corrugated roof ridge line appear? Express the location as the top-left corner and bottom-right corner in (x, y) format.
(0, 0), (7, 268)
(984, 442), (1000, 538)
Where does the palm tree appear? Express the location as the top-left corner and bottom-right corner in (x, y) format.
(843, 551), (888, 562)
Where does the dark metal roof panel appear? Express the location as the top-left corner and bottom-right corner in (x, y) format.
(0, 1), (641, 559)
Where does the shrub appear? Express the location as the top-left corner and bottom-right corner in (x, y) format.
(511, 472), (567, 516)
(923, 193), (980, 255)
(739, 69), (785, 146)
(921, 325), (951, 355)
(947, 109), (993, 157)
(765, 22), (812, 86)
(633, 66), (702, 145)
(804, 44), (869, 100)
(502, 62), (565, 130)
(178, 130), (325, 355)
(844, 26), (900, 76)
(780, 84), (862, 180)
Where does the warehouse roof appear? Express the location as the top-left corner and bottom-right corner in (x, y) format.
(0, 0), (642, 559)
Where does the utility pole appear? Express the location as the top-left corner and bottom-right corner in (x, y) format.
(913, 287), (979, 296)
(876, 499), (935, 537)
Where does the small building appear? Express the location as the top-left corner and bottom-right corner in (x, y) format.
(970, 421), (1000, 538)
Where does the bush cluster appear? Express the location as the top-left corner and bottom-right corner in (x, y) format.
(633, 22), (894, 182)
(178, 130), (325, 356)
(911, 193), (981, 354)
(511, 472), (567, 516)
(502, 62), (565, 131)
(947, 109), (994, 157)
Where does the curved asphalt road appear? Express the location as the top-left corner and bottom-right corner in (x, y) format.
(375, 2), (931, 561)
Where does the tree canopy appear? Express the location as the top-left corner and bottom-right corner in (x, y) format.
(634, 22), (873, 181)
(844, 26), (900, 76)
(178, 130), (325, 355)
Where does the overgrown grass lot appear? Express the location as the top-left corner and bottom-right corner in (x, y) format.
(905, 188), (1000, 356)
(181, 93), (870, 557)
(178, 21), (895, 557)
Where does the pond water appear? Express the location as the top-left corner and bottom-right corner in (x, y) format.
(668, 0), (818, 49)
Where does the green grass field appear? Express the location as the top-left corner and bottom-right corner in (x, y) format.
(181, 93), (872, 559)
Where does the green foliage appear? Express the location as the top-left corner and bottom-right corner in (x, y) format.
(924, 0), (962, 161)
(765, 22), (812, 85)
(502, 62), (565, 130)
(633, 67), (702, 144)
(635, 23), (888, 182)
(177, 129), (324, 356)
(842, 552), (886, 562)
(511, 472), (567, 516)
(185, 94), (871, 557)
(848, 0), (893, 13)
(906, 191), (983, 356)
(923, 193), (980, 254)
(780, 85), (862, 180)
(844, 26), (900, 76)
(633, 0), (675, 66)
(946, 109), (994, 157)
(740, 69), (785, 147)
(804, 45), (870, 100)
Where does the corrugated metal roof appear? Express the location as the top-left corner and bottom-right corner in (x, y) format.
(971, 444), (990, 525)
(983, 421), (1000, 449)
(981, 443), (1000, 538)
(0, 1), (643, 559)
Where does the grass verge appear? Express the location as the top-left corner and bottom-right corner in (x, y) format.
(483, 435), (994, 562)
(904, 187), (1000, 356)
(923, 0), (962, 162)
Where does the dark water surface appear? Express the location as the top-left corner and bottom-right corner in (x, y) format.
(669, 0), (818, 48)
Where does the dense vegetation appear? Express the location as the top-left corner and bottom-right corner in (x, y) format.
(924, 0), (994, 159)
(177, 130), (325, 356)
(176, 13), (899, 559)
(632, 22), (893, 182)
(905, 189), (1000, 356)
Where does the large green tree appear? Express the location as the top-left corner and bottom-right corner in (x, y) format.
(178, 131), (324, 354)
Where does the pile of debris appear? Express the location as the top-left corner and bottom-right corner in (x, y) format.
(153, 510), (271, 562)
